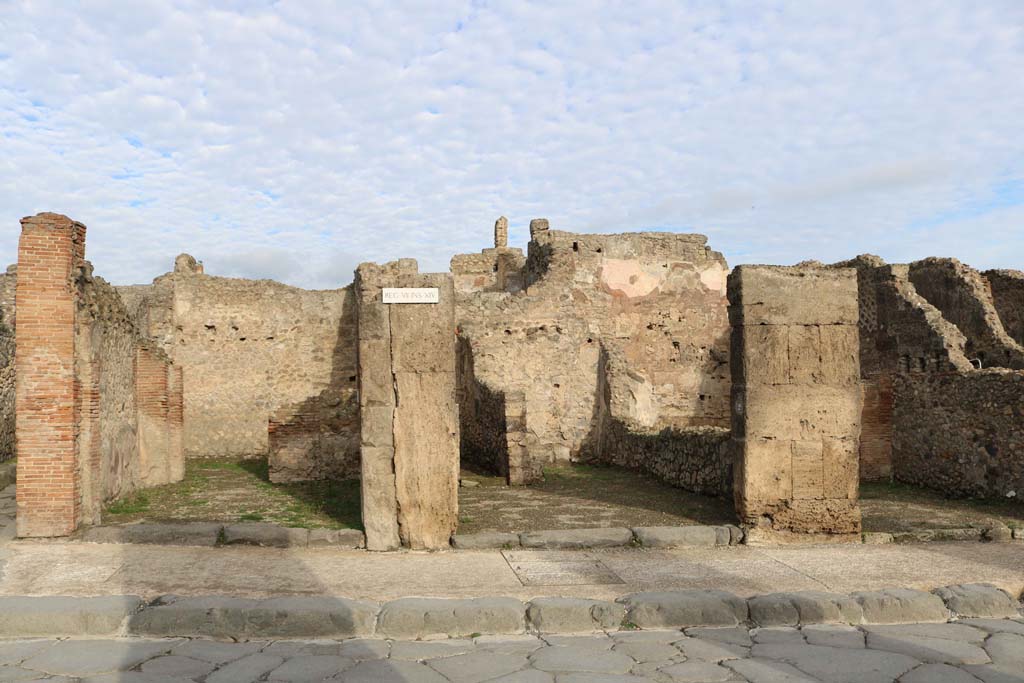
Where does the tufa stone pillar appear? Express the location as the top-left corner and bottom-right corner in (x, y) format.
(355, 260), (459, 550)
(529, 218), (549, 241)
(494, 216), (509, 249)
(728, 266), (862, 542)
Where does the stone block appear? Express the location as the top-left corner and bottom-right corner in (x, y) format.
(862, 532), (894, 544)
(787, 325), (821, 384)
(0, 595), (143, 637)
(222, 523), (309, 548)
(620, 591), (749, 628)
(819, 325), (860, 386)
(822, 439), (859, 500)
(982, 524), (1014, 542)
(376, 597), (527, 639)
(527, 597), (625, 633)
(307, 528), (366, 548)
(129, 595), (377, 639)
(357, 339), (393, 407)
(452, 532), (521, 549)
(80, 522), (222, 547)
(727, 266), (859, 326)
(361, 446), (400, 551)
(740, 384), (862, 441)
(932, 584), (1020, 618)
(519, 527), (634, 549)
(851, 588), (949, 624)
(633, 525), (720, 548)
(791, 440), (824, 500)
(733, 325), (789, 386)
(359, 405), (394, 448)
(389, 282), (457, 374)
(748, 592), (864, 627)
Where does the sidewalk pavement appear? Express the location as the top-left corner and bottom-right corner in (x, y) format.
(1, 535), (1022, 602)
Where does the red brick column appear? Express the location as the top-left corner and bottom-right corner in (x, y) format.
(15, 213), (86, 537)
(135, 346), (170, 486)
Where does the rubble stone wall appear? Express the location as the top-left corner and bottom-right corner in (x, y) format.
(909, 257), (1024, 369)
(892, 369), (1024, 500)
(728, 266), (862, 538)
(453, 225), (730, 481)
(985, 269), (1024, 347)
(122, 268), (359, 480)
(0, 266), (16, 462)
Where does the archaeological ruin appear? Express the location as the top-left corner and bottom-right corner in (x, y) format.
(3, 212), (1022, 549)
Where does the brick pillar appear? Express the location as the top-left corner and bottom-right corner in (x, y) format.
(167, 364), (185, 482)
(728, 266), (863, 542)
(135, 346), (170, 486)
(15, 213), (86, 537)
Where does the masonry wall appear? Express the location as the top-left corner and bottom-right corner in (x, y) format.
(453, 222), (730, 482)
(123, 265), (359, 481)
(892, 369), (1024, 500)
(728, 266), (862, 538)
(985, 269), (1024, 347)
(833, 256), (972, 480)
(0, 266), (16, 462)
(16, 213), (183, 537)
(909, 258), (1024, 369)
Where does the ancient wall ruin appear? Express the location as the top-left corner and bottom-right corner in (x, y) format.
(454, 219), (730, 485)
(892, 369), (1024, 499)
(15, 213), (183, 537)
(356, 260), (459, 551)
(908, 258), (1024, 369)
(985, 269), (1024, 347)
(0, 265), (16, 462)
(729, 266), (862, 539)
(121, 262), (359, 482)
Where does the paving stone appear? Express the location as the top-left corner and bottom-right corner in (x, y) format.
(752, 642), (921, 682)
(20, 639), (177, 676)
(900, 662), (987, 682)
(863, 630), (989, 665)
(0, 666), (57, 681)
(263, 640), (344, 657)
(555, 675), (656, 683)
(527, 597), (624, 633)
(621, 590), (748, 628)
(307, 528), (366, 548)
(530, 645), (635, 673)
(80, 522), (222, 547)
(683, 627), (752, 646)
(333, 659), (449, 682)
(0, 640), (53, 666)
(961, 619), (1024, 636)
(377, 597), (526, 639)
(934, 584), (1021, 619)
(221, 523), (310, 547)
(631, 526), (719, 548)
(130, 595), (378, 639)
(428, 651), (530, 682)
(453, 532), (521, 549)
(610, 640), (679, 662)
(749, 591), (864, 627)
(863, 623), (989, 643)
(206, 653), (285, 683)
(852, 588), (950, 624)
(801, 624), (864, 649)
(541, 634), (614, 649)
(724, 658), (820, 682)
(984, 632), (1024, 669)
(658, 660), (735, 681)
(479, 671), (552, 683)
(673, 637), (749, 662)
(752, 627), (805, 644)
(611, 630), (685, 644)
(81, 674), (195, 683)
(267, 655), (355, 681)
(389, 639), (475, 660)
(171, 639), (264, 663)
(139, 654), (217, 678)
(962, 663), (1024, 683)
(336, 639), (390, 660)
(0, 595), (144, 637)
(519, 528), (634, 549)
(474, 635), (545, 655)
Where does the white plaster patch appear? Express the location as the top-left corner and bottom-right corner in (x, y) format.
(700, 262), (728, 295)
(600, 258), (664, 298)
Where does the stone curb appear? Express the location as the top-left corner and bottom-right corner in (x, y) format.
(4, 584), (1018, 640)
(76, 522), (366, 549)
(452, 525), (745, 550)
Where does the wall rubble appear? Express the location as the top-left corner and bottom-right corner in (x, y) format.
(728, 265), (862, 538)
(0, 265), (16, 462)
(985, 269), (1024, 347)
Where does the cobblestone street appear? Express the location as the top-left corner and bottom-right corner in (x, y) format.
(1, 619), (1022, 682)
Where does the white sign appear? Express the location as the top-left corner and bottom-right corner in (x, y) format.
(382, 287), (439, 304)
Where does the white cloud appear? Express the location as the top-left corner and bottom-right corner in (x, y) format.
(0, 0), (1022, 288)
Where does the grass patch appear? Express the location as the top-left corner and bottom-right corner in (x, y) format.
(105, 492), (150, 515)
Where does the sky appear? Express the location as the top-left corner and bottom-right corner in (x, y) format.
(1, 1), (1022, 289)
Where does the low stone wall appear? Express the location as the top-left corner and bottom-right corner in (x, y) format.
(591, 422), (732, 498)
(892, 369), (1024, 500)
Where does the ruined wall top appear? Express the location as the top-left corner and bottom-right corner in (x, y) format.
(174, 253), (204, 275)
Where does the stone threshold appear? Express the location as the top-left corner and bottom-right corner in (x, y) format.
(65, 521), (1024, 550)
(0, 584), (1020, 641)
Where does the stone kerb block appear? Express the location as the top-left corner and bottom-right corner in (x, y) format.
(933, 584), (1021, 619)
(0, 595), (144, 637)
(619, 590), (749, 629)
(851, 588), (950, 624)
(527, 597), (625, 633)
(376, 597), (527, 639)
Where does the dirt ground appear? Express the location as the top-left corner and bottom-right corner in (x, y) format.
(101, 458), (1024, 536)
